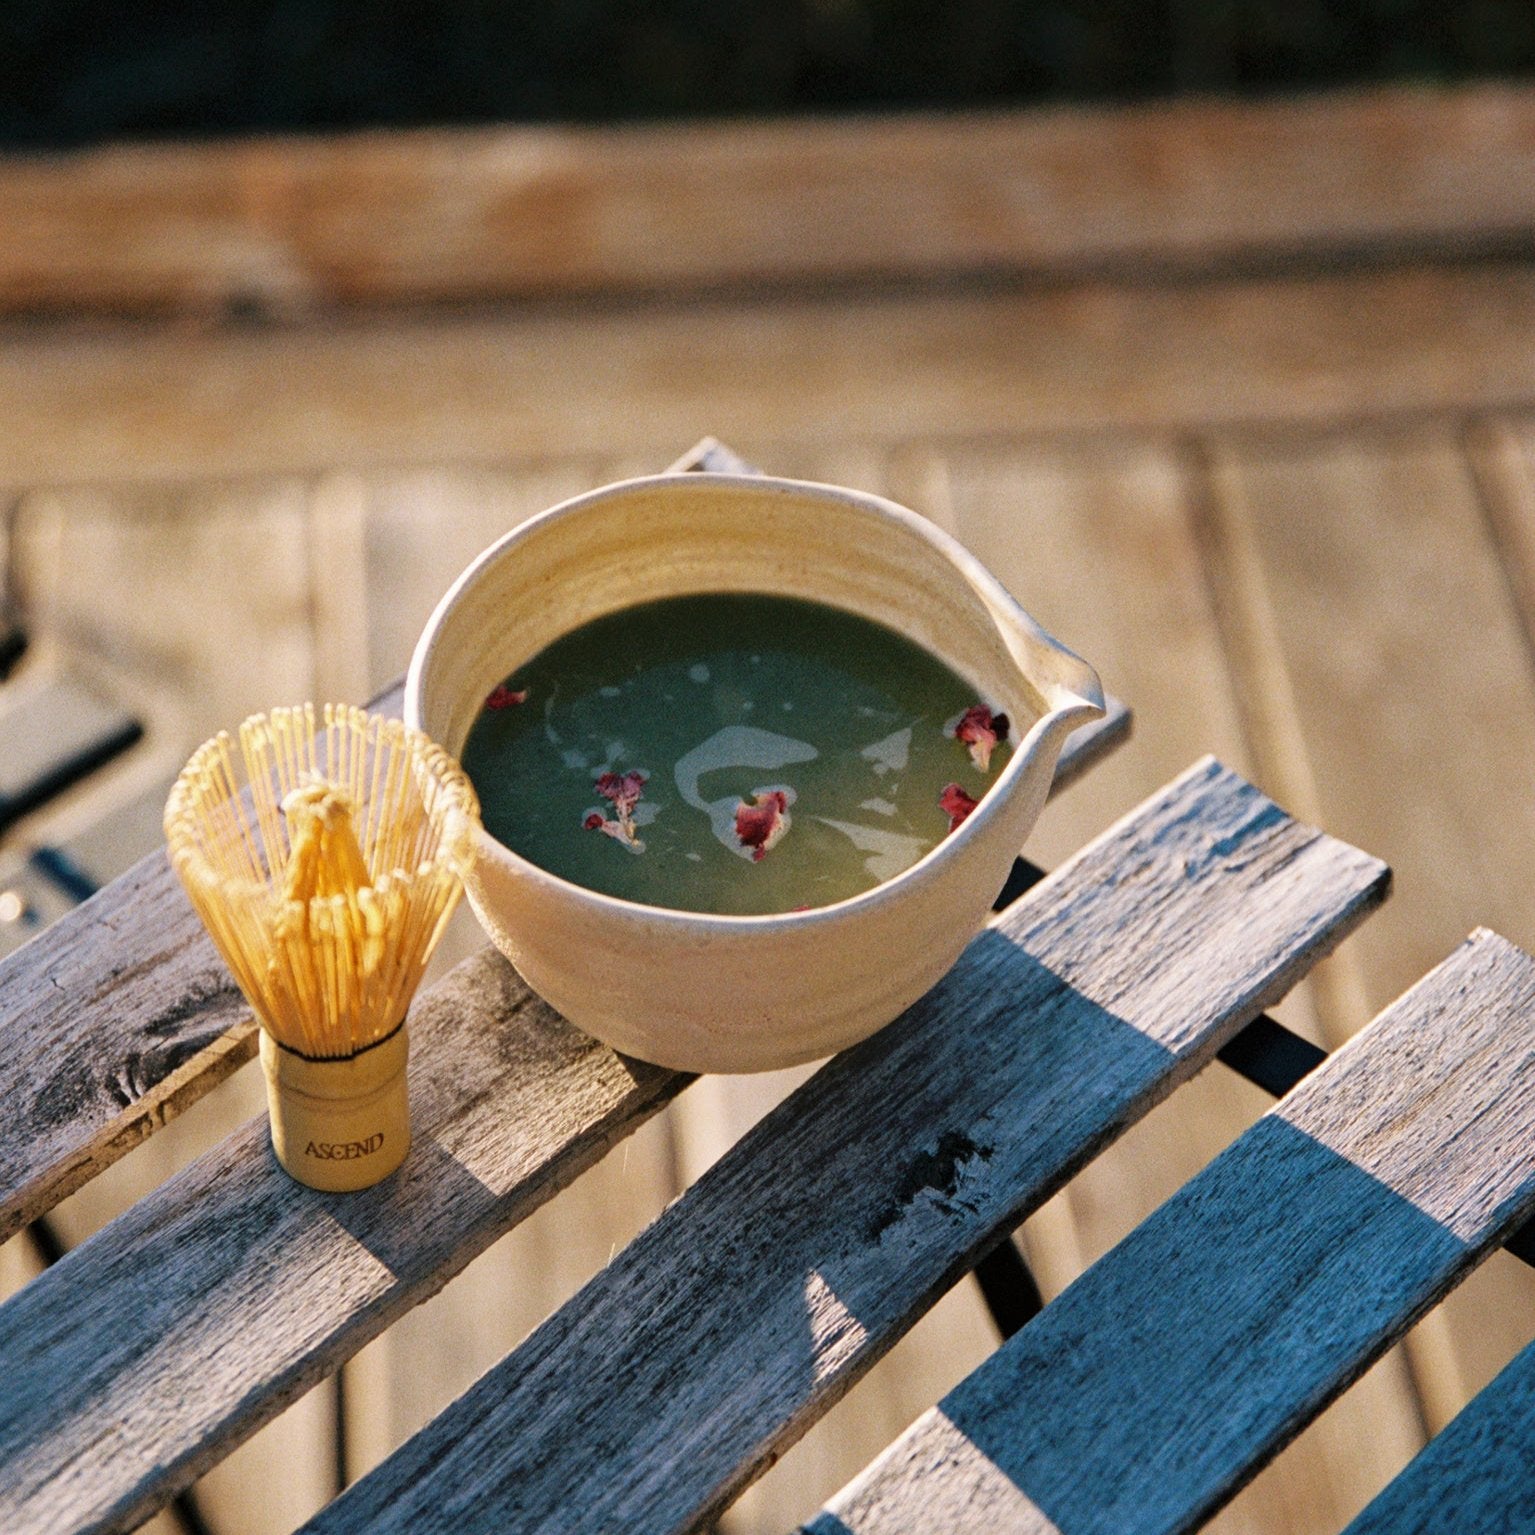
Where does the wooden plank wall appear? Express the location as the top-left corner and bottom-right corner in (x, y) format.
(3, 84), (1535, 1534)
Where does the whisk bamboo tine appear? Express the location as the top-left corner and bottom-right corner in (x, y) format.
(302, 703), (319, 780)
(214, 736), (268, 887)
(340, 709), (361, 824)
(377, 739), (408, 881)
(241, 722), (288, 882)
(323, 703), (338, 791)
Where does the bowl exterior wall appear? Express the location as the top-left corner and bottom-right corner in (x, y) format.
(409, 474), (1099, 1073)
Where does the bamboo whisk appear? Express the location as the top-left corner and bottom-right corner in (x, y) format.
(165, 704), (479, 1191)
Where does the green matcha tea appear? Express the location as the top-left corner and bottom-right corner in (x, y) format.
(459, 593), (1016, 915)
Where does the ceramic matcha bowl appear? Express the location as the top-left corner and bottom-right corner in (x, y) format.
(405, 473), (1102, 1073)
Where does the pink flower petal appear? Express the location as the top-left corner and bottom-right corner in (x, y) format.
(485, 684), (529, 710)
(736, 789), (790, 862)
(583, 809), (645, 852)
(595, 769), (647, 819)
(954, 704), (1009, 773)
(940, 782), (980, 833)
(589, 769), (647, 850)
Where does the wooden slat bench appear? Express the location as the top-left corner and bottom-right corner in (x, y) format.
(802, 927), (1535, 1534)
(267, 759), (1384, 1535)
(0, 665), (1125, 1246)
(0, 654), (1134, 1532)
(5, 439), (1532, 1535)
(0, 435), (1120, 1246)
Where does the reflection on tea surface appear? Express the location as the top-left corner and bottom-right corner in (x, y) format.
(460, 593), (1014, 914)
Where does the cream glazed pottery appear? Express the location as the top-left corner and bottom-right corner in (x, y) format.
(405, 473), (1103, 1073)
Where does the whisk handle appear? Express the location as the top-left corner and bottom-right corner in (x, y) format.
(259, 1027), (411, 1192)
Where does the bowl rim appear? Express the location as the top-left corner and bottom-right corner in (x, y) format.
(405, 471), (1103, 932)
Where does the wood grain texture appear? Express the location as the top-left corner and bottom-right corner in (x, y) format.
(0, 814), (254, 1245)
(1466, 413), (1535, 678)
(1199, 428), (1535, 1012)
(3, 85), (1532, 316)
(0, 943), (686, 1535)
(295, 759), (1387, 1535)
(1342, 1335), (1535, 1534)
(809, 928), (1535, 1535)
(10, 265), (1535, 489)
(339, 1108), (681, 1486)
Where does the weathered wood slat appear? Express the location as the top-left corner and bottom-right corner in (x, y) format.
(924, 436), (1430, 1535)
(1199, 427), (1535, 1434)
(287, 759), (1385, 1535)
(1342, 1337), (1535, 1534)
(4, 85), (1532, 317)
(807, 927), (1535, 1535)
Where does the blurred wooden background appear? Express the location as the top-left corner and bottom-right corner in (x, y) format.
(3, 81), (1535, 1534)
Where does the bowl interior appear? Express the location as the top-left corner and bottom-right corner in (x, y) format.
(409, 475), (1057, 766)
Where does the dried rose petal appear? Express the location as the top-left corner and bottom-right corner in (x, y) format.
(587, 769), (647, 850)
(736, 790), (790, 862)
(485, 684), (529, 710)
(954, 704), (1009, 773)
(584, 810), (645, 852)
(595, 769), (647, 819)
(940, 782), (980, 833)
